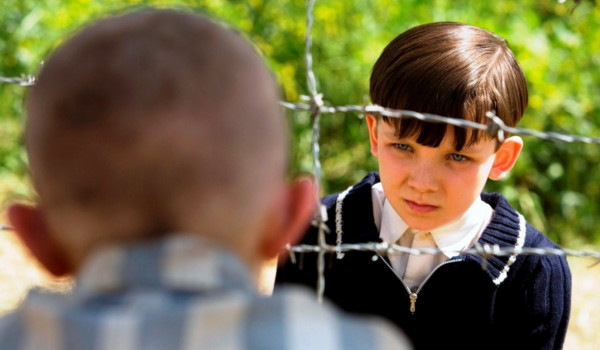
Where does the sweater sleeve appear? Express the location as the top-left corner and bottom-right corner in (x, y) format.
(502, 249), (572, 350)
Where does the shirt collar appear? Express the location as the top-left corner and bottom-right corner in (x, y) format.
(76, 234), (254, 296)
(430, 198), (493, 257)
(372, 183), (493, 258)
(378, 200), (409, 244)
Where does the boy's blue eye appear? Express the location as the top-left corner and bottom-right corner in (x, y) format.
(393, 143), (411, 151)
(450, 153), (468, 162)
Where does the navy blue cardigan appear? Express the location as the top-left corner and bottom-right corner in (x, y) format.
(276, 172), (571, 350)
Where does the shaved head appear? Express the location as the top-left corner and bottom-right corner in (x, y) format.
(26, 10), (287, 257)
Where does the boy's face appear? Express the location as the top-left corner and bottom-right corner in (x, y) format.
(366, 115), (516, 232)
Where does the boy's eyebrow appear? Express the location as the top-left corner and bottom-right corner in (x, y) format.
(382, 129), (404, 140)
(383, 130), (398, 139)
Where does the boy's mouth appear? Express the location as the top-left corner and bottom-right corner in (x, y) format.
(405, 200), (438, 214)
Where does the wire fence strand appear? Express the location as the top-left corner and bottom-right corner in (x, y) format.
(280, 102), (600, 145)
(304, 0), (328, 304)
(0, 75), (36, 86)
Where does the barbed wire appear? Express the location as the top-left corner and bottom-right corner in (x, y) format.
(303, 0), (328, 303)
(3, 74), (599, 145)
(288, 242), (600, 267)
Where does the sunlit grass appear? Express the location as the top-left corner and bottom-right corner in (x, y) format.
(564, 255), (600, 350)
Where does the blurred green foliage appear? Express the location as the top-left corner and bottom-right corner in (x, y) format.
(1, 0), (599, 246)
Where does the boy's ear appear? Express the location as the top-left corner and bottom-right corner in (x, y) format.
(260, 177), (316, 261)
(7, 204), (74, 277)
(366, 114), (380, 158)
(489, 136), (523, 180)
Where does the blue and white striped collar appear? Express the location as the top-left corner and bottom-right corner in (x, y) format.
(76, 234), (254, 296)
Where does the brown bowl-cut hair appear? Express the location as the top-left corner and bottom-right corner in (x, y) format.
(369, 22), (528, 150)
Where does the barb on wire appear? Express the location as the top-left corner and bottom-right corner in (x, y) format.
(0, 75), (36, 86)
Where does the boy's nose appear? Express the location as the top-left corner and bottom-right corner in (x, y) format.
(406, 162), (439, 193)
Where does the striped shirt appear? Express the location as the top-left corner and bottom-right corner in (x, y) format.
(0, 234), (411, 350)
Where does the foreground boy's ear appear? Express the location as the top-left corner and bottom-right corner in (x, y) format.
(366, 114), (380, 158)
(489, 136), (523, 180)
(7, 204), (74, 277)
(260, 177), (316, 260)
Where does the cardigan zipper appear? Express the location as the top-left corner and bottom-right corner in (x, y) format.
(377, 253), (461, 314)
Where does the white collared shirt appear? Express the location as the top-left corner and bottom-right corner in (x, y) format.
(371, 183), (494, 289)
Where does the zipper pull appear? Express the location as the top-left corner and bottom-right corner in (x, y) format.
(409, 293), (417, 314)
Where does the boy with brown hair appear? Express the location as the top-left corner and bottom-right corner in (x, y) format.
(0, 9), (412, 350)
(277, 22), (571, 350)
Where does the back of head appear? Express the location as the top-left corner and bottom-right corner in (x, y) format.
(370, 22), (528, 150)
(26, 9), (286, 255)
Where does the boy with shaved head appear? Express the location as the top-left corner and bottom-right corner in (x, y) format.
(0, 9), (411, 350)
